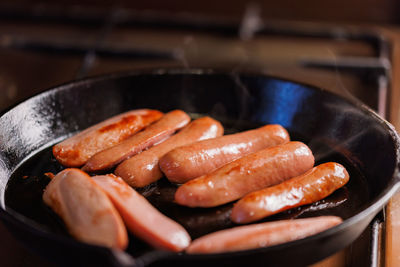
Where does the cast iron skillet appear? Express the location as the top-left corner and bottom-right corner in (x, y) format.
(0, 69), (400, 267)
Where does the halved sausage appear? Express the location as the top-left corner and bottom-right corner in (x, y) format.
(42, 169), (128, 249)
(92, 174), (191, 252)
(175, 141), (314, 207)
(53, 109), (163, 167)
(160, 124), (290, 183)
(83, 110), (190, 172)
(115, 116), (224, 188)
(231, 162), (349, 223)
(186, 216), (342, 254)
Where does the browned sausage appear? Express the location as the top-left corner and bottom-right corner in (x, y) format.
(115, 117), (224, 188)
(53, 109), (163, 167)
(160, 124), (290, 183)
(92, 174), (191, 252)
(186, 216), (342, 254)
(175, 141), (314, 208)
(82, 110), (190, 172)
(231, 162), (349, 223)
(42, 169), (128, 249)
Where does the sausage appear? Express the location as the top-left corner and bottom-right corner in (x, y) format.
(92, 174), (191, 252)
(82, 110), (190, 172)
(160, 124), (290, 183)
(115, 117), (224, 188)
(186, 216), (342, 254)
(175, 141), (314, 208)
(42, 169), (128, 249)
(53, 109), (163, 167)
(231, 162), (349, 223)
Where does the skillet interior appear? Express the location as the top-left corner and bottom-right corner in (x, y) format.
(0, 69), (399, 267)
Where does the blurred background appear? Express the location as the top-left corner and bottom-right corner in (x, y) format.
(1, 1), (400, 266)
(1, 0), (400, 115)
(3, 0), (400, 23)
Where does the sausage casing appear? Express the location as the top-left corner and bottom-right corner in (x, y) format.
(115, 116), (224, 188)
(53, 109), (163, 167)
(42, 169), (128, 249)
(186, 216), (342, 254)
(92, 174), (191, 252)
(231, 162), (349, 223)
(175, 141), (314, 207)
(160, 124), (290, 183)
(83, 110), (190, 172)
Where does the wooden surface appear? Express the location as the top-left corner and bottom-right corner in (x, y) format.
(380, 26), (400, 130)
(380, 26), (400, 267)
(386, 197), (400, 267)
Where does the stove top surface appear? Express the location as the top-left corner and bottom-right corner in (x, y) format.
(0, 7), (395, 266)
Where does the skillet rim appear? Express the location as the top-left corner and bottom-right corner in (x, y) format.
(0, 67), (399, 265)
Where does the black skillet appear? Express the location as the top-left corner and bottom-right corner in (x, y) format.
(0, 69), (399, 267)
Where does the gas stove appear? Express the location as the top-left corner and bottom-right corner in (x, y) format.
(0, 4), (399, 267)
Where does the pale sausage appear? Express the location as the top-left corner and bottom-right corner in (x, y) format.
(186, 216), (342, 254)
(92, 174), (191, 252)
(42, 169), (128, 249)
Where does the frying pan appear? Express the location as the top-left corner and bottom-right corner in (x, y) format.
(0, 69), (399, 267)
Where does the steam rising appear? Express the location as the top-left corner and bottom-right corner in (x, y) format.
(239, 3), (262, 41)
(309, 101), (387, 162)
